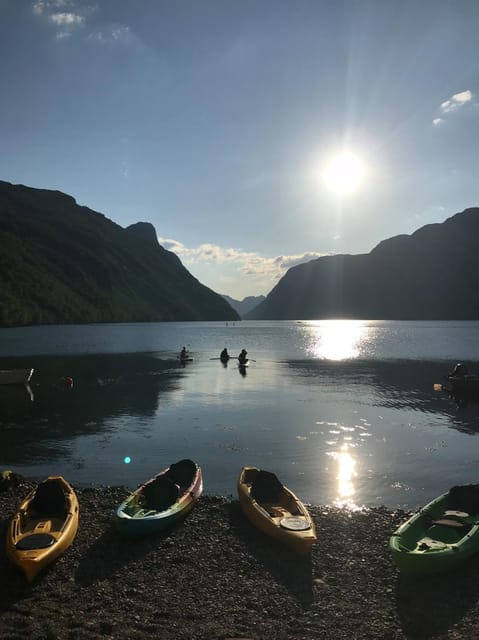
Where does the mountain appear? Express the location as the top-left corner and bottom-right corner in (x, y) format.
(222, 294), (266, 318)
(0, 180), (239, 326)
(246, 207), (479, 320)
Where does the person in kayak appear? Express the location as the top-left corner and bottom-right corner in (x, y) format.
(238, 349), (248, 365)
(180, 346), (188, 360)
(450, 362), (468, 378)
(220, 348), (229, 361)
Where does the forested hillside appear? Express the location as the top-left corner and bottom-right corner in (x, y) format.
(0, 181), (238, 326)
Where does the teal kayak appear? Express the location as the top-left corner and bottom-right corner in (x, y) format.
(390, 484), (479, 574)
(115, 459), (202, 536)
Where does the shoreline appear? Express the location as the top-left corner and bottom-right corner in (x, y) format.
(2, 483), (479, 639)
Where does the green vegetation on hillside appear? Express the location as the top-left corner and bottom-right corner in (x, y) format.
(0, 181), (239, 326)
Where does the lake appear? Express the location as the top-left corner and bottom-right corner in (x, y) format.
(1, 320), (479, 510)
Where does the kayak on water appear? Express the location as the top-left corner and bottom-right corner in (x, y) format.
(179, 346), (191, 362)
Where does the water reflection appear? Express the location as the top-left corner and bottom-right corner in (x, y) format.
(302, 320), (371, 360)
(0, 353), (185, 465)
(0, 383), (34, 407)
(286, 357), (479, 429)
(326, 444), (358, 509)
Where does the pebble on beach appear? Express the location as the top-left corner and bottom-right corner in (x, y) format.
(2, 482), (479, 639)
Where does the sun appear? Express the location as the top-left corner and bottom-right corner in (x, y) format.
(322, 151), (366, 196)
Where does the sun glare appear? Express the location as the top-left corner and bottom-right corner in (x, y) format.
(337, 447), (357, 501)
(306, 319), (367, 360)
(322, 151), (365, 196)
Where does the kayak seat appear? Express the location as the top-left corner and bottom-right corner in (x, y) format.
(166, 459), (196, 487)
(448, 484), (479, 514)
(16, 533), (56, 551)
(251, 470), (284, 504)
(432, 518), (468, 529)
(30, 480), (67, 518)
(417, 537), (448, 550)
(142, 477), (179, 512)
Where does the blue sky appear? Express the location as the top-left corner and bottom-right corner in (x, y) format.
(1, 0), (479, 299)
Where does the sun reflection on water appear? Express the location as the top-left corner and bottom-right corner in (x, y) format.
(326, 444), (360, 510)
(304, 319), (369, 360)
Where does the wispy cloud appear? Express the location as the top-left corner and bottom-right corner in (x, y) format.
(158, 237), (328, 294)
(32, 1), (133, 46)
(87, 25), (135, 46)
(33, 0), (72, 14)
(440, 90), (473, 113)
(50, 12), (85, 26)
(32, 0), (87, 38)
(433, 90), (475, 125)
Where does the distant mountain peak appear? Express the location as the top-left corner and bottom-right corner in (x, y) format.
(0, 180), (239, 326)
(126, 222), (159, 246)
(222, 294), (266, 318)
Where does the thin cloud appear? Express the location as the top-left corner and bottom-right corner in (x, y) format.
(277, 252), (329, 269)
(439, 90), (473, 114)
(433, 90), (474, 125)
(32, 1), (139, 49)
(50, 12), (84, 26)
(87, 25), (136, 46)
(33, 0), (85, 36)
(158, 237), (327, 288)
(33, 0), (72, 14)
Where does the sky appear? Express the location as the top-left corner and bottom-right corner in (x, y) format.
(1, 0), (479, 300)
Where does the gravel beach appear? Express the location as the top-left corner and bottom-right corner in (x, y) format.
(2, 482), (479, 640)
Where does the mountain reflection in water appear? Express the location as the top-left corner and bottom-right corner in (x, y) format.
(0, 353), (184, 465)
(1, 325), (479, 509)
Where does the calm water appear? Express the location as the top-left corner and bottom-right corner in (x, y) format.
(1, 320), (479, 510)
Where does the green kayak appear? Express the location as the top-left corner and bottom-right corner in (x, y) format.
(390, 484), (479, 574)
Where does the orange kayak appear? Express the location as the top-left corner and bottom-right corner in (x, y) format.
(6, 476), (79, 581)
(238, 466), (316, 555)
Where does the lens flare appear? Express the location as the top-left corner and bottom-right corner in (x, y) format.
(124, 456), (131, 464)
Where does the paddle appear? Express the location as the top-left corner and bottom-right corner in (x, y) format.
(210, 357), (256, 362)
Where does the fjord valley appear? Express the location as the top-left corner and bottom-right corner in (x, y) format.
(0, 181), (479, 326)
(2, 179), (479, 326)
(0, 180), (238, 327)
(221, 293), (266, 318)
(4, 3), (479, 638)
(247, 207), (479, 320)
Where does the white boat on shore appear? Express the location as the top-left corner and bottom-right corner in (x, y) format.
(0, 368), (34, 385)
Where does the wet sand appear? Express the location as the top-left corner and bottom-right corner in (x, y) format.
(1, 483), (479, 639)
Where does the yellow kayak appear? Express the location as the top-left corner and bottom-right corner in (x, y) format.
(238, 466), (316, 555)
(6, 476), (79, 581)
